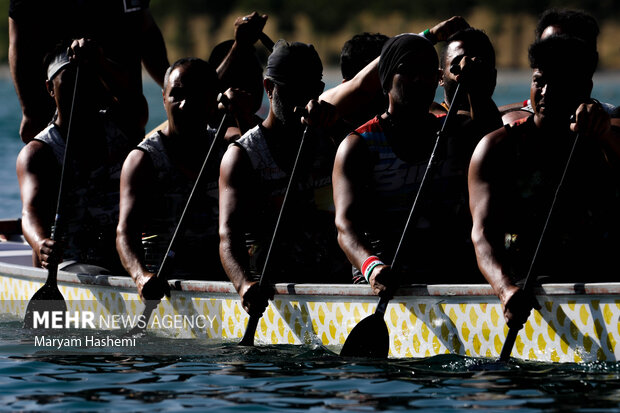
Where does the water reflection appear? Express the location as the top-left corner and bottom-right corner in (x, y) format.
(2, 320), (620, 411)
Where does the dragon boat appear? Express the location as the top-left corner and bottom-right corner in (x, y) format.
(1, 234), (619, 363)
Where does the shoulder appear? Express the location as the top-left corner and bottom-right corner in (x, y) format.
(122, 147), (155, 180)
(470, 125), (512, 178)
(335, 131), (371, 171)
(16, 139), (55, 173)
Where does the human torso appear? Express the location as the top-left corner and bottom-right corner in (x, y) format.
(234, 124), (341, 283)
(137, 129), (225, 280)
(355, 115), (480, 282)
(34, 117), (132, 270)
(500, 116), (620, 282)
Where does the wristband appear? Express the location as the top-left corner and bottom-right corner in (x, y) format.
(421, 28), (437, 45)
(361, 255), (384, 283)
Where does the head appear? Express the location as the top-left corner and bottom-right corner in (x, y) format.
(265, 40), (324, 127)
(528, 35), (596, 127)
(340, 32), (389, 81)
(535, 9), (599, 53)
(209, 39), (264, 114)
(44, 42), (106, 117)
(163, 58), (219, 136)
(379, 34), (439, 114)
(439, 28), (497, 107)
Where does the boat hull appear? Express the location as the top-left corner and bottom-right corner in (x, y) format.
(1, 241), (619, 362)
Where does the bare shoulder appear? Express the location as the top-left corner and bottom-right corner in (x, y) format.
(470, 125), (510, 176)
(121, 148), (156, 188)
(336, 132), (367, 158)
(219, 143), (253, 186)
(16, 140), (55, 174)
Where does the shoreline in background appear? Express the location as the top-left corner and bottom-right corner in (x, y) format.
(0, 64), (618, 82)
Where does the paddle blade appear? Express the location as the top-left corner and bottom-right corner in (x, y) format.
(340, 313), (389, 358)
(239, 315), (259, 346)
(23, 282), (67, 329)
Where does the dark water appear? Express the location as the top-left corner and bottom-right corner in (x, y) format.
(1, 319), (620, 411)
(2, 73), (620, 411)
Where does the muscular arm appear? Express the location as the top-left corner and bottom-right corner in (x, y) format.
(320, 56), (382, 120)
(9, 17), (55, 143)
(139, 10), (169, 88)
(333, 134), (373, 267)
(469, 129), (531, 325)
(333, 133), (393, 295)
(116, 149), (166, 301)
(16, 142), (59, 267)
(219, 145), (268, 314)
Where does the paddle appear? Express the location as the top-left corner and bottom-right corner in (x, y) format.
(340, 83), (463, 358)
(239, 123), (312, 346)
(23, 65), (81, 329)
(127, 95), (229, 336)
(259, 32), (275, 52)
(498, 123), (581, 362)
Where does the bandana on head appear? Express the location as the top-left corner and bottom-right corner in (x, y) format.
(378, 34), (436, 93)
(265, 40), (323, 86)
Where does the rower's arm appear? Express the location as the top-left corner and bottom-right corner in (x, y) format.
(219, 145), (267, 313)
(469, 130), (520, 307)
(333, 134), (381, 271)
(16, 142), (58, 267)
(116, 149), (165, 301)
(9, 17), (55, 143)
(320, 56), (381, 120)
(467, 85), (502, 137)
(139, 9), (169, 88)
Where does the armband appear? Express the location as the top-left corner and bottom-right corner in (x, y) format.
(421, 29), (437, 45)
(361, 255), (385, 283)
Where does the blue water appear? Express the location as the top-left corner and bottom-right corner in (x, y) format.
(2, 71), (620, 411)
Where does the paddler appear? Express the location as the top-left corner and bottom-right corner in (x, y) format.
(332, 24), (500, 294)
(500, 9), (616, 124)
(17, 38), (144, 275)
(116, 58), (248, 301)
(469, 35), (620, 329)
(219, 40), (349, 318)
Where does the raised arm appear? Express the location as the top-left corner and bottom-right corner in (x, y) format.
(139, 9), (169, 88)
(9, 17), (55, 143)
(219, 144), (270, 315)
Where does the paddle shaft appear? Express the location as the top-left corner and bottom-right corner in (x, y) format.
(380, 83), (462, 303)
(340, 85), (463, 357)
(259, 32), (275, 52)
(240, 125), (311, 346)
(498, 130), (581, 361)
(133, 109), (230, 334)
(42, 65), (81, 284)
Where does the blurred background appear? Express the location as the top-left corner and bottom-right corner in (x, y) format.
(0, 0), (619, 69)
(1, 0), (619, 219)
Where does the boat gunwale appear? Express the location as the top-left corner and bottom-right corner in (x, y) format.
(2, 258), (620, 298)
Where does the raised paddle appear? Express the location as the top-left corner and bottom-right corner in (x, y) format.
(498, 123), (581, 362)
(259, 32), (275, 52)
(239, 123), (312, 346)
(127, 95), (229, 336)
(340, 83), (463, 358)
(23, 65), (81, 329)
